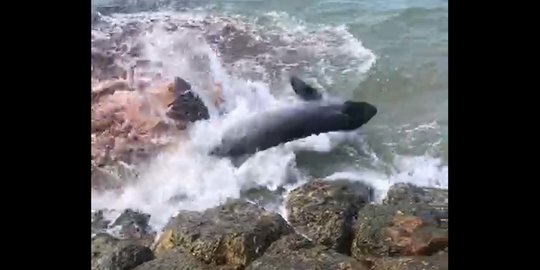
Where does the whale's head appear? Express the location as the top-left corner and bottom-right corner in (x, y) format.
(341, 101), (378, 129)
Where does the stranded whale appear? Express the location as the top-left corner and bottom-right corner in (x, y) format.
(209, 77), (377, 159)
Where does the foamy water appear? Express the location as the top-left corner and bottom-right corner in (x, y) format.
(91, 8), (448, 232)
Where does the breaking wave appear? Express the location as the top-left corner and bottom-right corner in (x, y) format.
(91, 8), (447, 231)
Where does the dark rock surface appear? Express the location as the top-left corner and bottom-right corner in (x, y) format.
(166, 77), (210, 126)
(153, 199), (294, 268)
(352, 195), (448, 258)
(133, 250), (211, 270)
(91, 209), (155, 247)
(369, 251), (448, 270)
(92, 210), (112, 235)
(91, 163), (140, 191)
(110, 209), (155, 243)
(92, 183), (447, 270)
(240, 186), (287, 209)
(92, 233), (155, 270)
(383, 183), (448, 207)
(246, 234), (369, 270)
(286, 179), (372, 254)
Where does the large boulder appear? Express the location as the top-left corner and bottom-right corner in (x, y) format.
(383, 183), (448, 207)
(91, 50), (127, 81)
(91, 165), (124, 191)
(246, 234), (369, 270)
(383, 183), (448, 230)
(240, 186), (287, 209)
(286, 179), (372, 254)
(153, 199), (293, 269)
(91, 162), (139, 191)
(351, 203), (448, 259)
(92, 233), (155, 270)
(166, 77), (210, 126)
(92, 210), (111, 235)
(110, 209), (155, 244)
(91, 209), (155, 247)
(90, 77), (211, 174)
(369, 251), (448, 270)
(133, 250), (210, 270)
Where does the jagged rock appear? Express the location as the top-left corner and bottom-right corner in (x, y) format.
(370, 251), (448, 270)
(91, 161), (140, 191)
(91, 50), (128, 81)
(110, 209), (155, 244)
(351, 204), (448, 259)
(91, 164), (124, 191)
(286, 179), (372, 254)
(240, 186), (286, 208)
(92, 79), (132, 102)
(92, 233), (155, 270)
(92, 210), (111, 235)
(383, 183), (448, 230)
(90, 86), (175, 174)
(133, 249), (210, 270)
(383, 183), (448, 207)
(111, 139), (169, 166)
(92, 11), (103, 25)
(166, 77), (210, 125)
(246, 234), (369, 270)
(153, 199), (293, 268)
(91, 209), (155, 247)
(90, 76), (210, 175)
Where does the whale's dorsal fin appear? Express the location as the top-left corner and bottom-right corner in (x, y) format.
(290, 76), (322, 101)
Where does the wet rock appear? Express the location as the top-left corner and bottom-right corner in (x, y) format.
(351, 204), (448, 259)
(133, 249), (210, 270)
(111, 140), (169, 166)
(92, 79), (132, 102)
(383, 183), (448, 207)
(110, 209), (155, 244)
(91, 164), (124, 191)
(92, 233), (155, 270)
(246, 234), (369, 270)
(91, 161), (140, 191)
(370, 251), (448, 270)
(92, 50), (127, 81)
(286, 179), (372, 254)
(240, 186), (286, 208)
(90, 76), (209, 175)
(166, 77), (210, 124)
(383, 183), (448, 230)
(90, 86), (178, 170)
(153, 199), (293, 268)
(92, 11), (105, 25)
(91, 209), (155, 246)
(92, 210), (111, 235)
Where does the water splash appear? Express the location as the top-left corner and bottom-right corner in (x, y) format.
(90, 10), (445, 232)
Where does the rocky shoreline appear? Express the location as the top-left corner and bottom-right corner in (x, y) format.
(92, 182), (448, 270)
(91, 11), (448, 270)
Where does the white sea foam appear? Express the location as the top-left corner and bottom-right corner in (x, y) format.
(326, 154), (448, 203)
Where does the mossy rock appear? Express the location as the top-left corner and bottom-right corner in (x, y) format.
(370, 251), (448, 270)
(351, 204), (448, 259)
(92, 233), (155, 270)
(133, 249), (210, 270)
(286, 179), (372, 254)
(246, 234), (369, 270)
(153, 199), (293, 268)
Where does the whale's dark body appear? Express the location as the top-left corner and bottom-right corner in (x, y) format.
(209, 77), (377, 158)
